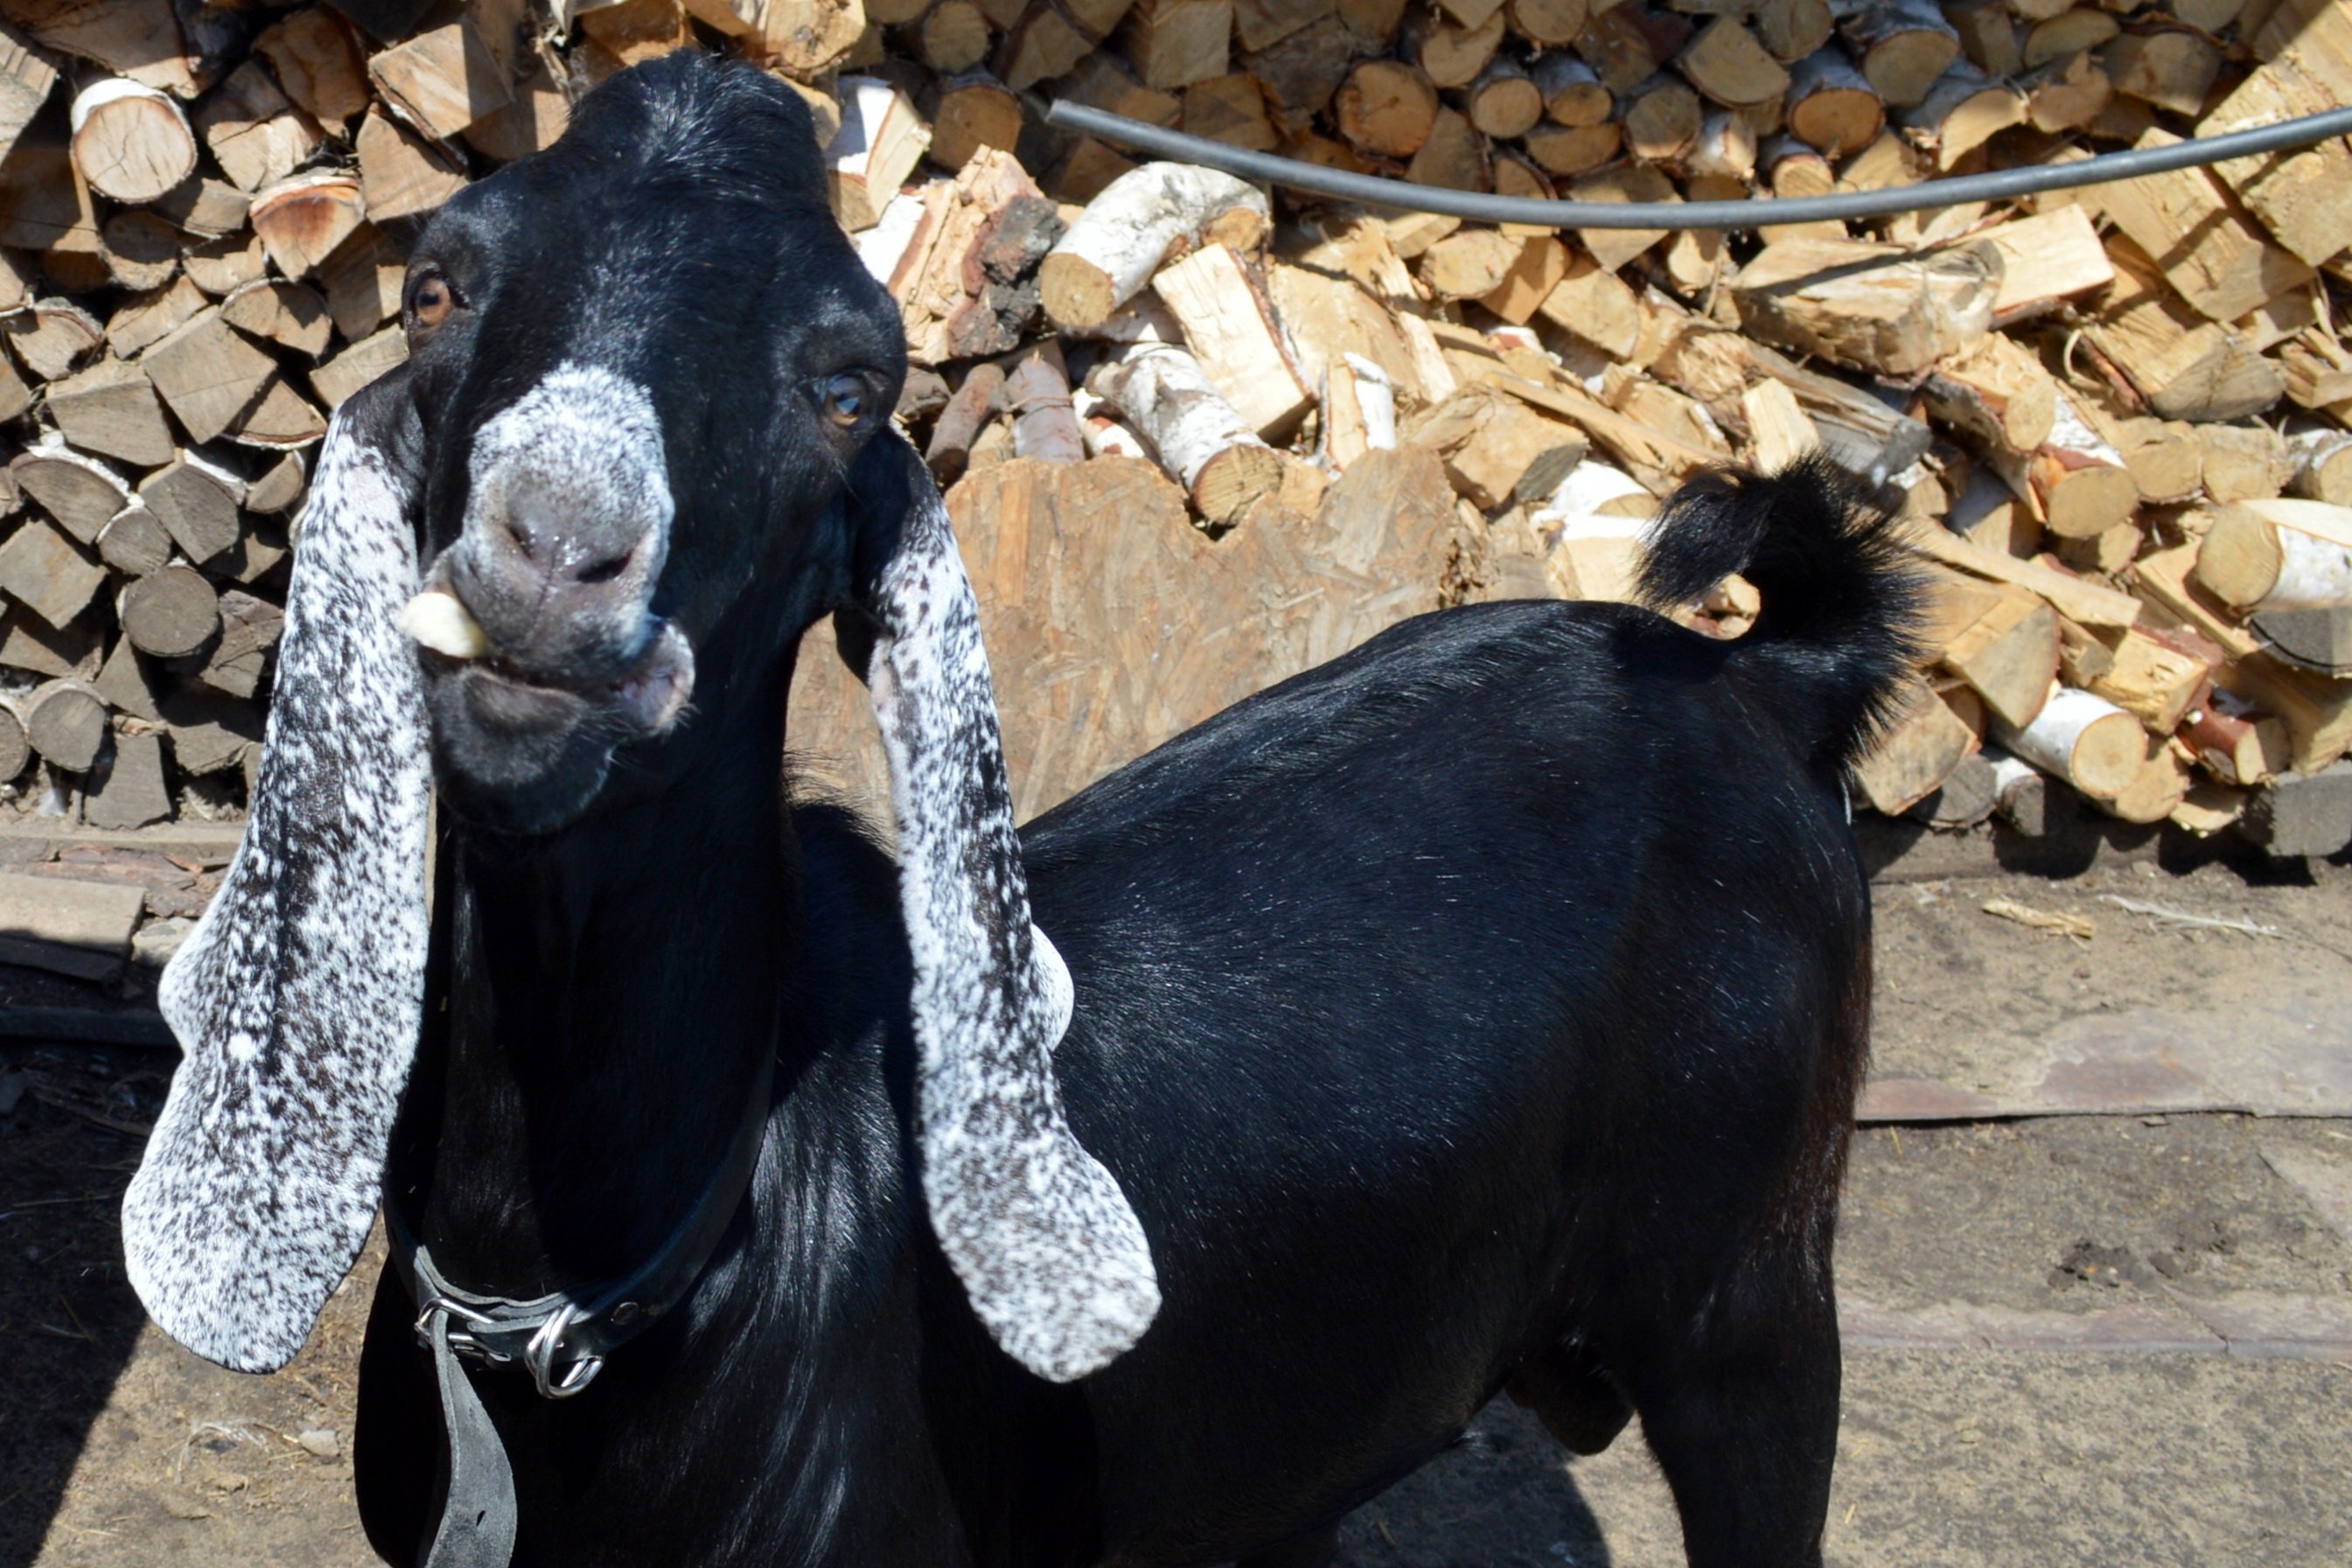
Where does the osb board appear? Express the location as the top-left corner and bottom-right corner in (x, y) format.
(786, 449), (1462, 823)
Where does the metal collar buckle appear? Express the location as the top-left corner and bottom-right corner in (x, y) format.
(523, 1302), (604, 1399)
(415, 1295), (510, 1365)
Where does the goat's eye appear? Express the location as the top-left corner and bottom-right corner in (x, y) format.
(407, 272), (457, 338)
(820, 374), (866, 427)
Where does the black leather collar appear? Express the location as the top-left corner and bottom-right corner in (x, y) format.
(381, 1047), (775, 1567)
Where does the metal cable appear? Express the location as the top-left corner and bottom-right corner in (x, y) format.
(1041, 101), (2352, 231)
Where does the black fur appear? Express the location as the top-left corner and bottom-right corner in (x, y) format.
(352, 52), (1910, 1568)
(1636, 452), (1925, 770)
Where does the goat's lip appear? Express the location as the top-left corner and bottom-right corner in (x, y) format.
(425, 622), (694, 738)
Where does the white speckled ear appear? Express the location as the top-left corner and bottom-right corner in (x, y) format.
(122, 377), (434, 1374)
(847, 429), (1159, 1383)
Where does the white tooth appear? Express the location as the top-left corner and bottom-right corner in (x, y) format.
(396, 590), (491, 659)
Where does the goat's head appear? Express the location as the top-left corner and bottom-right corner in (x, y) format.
(122, 53), (1157, 1388)
(387, 55), (905, 833)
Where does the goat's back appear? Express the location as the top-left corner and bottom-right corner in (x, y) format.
(1015, 599), (1870, 1562)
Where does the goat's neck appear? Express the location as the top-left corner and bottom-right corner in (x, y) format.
(401, 632), (803, 1294)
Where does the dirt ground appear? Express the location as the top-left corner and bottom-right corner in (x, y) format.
(3, 842), (2349, 1567)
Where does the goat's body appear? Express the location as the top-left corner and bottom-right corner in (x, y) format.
(358, 598), (1869, 1568)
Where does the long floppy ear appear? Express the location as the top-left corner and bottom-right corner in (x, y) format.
(122, 372), (435, 1374)
(841, 428), (1160, 1383)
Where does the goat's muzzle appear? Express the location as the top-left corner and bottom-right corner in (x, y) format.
(417, 363), (693, 741)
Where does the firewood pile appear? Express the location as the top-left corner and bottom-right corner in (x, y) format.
(2, 0), (2350, 849)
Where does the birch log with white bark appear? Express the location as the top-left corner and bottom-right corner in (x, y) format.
(1037, 163), (1272, 330)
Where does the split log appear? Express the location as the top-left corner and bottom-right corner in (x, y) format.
(81, 726), (170, 829)
(1523, 119), (1621, 177)
(2197, 425), (2293, 505)
(143, 307), (278, 443)
(1182, 73), (1279, 151)
(1685, 108), (1756, 181)
(1649, 323), (1932, 484)
(1150, 242), (1312, 436)
(1851, 674), (1979, 814)
(10, 442), (128, 544)
(1118, 0), (1233, 89)
(189, 589), (285, 700)
(20, 679), (107, 772)
(254, 7), (372, 132)
(68, 80), (195, 204)
(1944, 0), (2020, 78)
(827, 77), (930, 233)
(0, 702), (24, 782)
(0, 518), (105, 629)
(1676, 17), (1789, 107)
(1783, 47), (1882, 155)
(1754, 0), (1832, 59)
(194, 60), (323, 193)
(2017, 50), (2110, 134)
(887, 147), (1060, 365)
(2086, 240), (2283, 425)
(2022, 9), (2118, 69)
(2181, 694), (2287, 787)
(1531, 52), (1612, 124)
(1937, 580), (2060, 728)
(1038, 161), (1267, 329)
(2288, 429), (2352, 509)
(1536, 250), (1643, 359)
(221, 278), (334, 359)
(118, 564), (221, 659)
(95, 501), (172, 576)
(2097, 738), (2190, 825)
(1992, 685), (2144, 799)
(138, 453), (246, 564)
(1319, 353), (1398, 470)
(356, 109), (464, 220)
(1567, 164), (1677, 272)
(1573, 4), (1692, 94)
(249, 171), (366, 281)
(1508, 0), (1588, 45)
(98, 208), (178, 290)
(1831, 0), (1958, 108)
(368, 18), (511, 140)
(311, 324), (408, 409)
(1741, 378), (1820, 472)
(1091, 344), (1285, 523)
(181, 230), (268, 296)
(2192, 500), (2352, 613)
(1621, 73), (1703, 162)
(2097, 129), (2313, 326)
(1899, 59), (2020, 170)
(1334, 59), (1437, 155)
(0, 23), (57, 165)
(1921, 331), (2056, 460)
(1413, 382), (1588, 510)
(1466, 59), (1543, 138)
(43, 356), (173, 467)
(925, 360), (1006, 483)
(1727, 235), (1998, 378)
(3, 296), (101, 379)
(1409, 8), (1504, 87)
(1987, 389), (2139, 540)
(2100, 30), (2218, 118)
(2087, 624), (2214, 733)
(1904, 517), (2139, 627)
(1977, 206), (2112, 326)
(918, 1), (992, 73)
(2199, 0), (2352, 270)
(928, 72), (1023, 170)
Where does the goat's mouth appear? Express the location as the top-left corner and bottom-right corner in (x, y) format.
(429, 624), (695, 741)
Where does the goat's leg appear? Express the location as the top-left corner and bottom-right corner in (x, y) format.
(1615, 1265), (1840, 1568)
(1234, 1522), (1339, 1568)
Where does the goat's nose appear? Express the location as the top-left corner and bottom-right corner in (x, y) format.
(450, 483), (666, 672)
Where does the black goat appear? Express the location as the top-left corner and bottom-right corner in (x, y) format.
(122, 52), (1918, 1568)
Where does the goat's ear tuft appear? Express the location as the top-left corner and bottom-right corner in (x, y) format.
(122, 374), (435, 1374)
(843, 429), (1161, 1382)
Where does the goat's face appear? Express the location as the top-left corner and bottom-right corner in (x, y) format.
(394, 52), (906, 834)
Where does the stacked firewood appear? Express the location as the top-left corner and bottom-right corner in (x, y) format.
(3, 0), (2350, 846)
